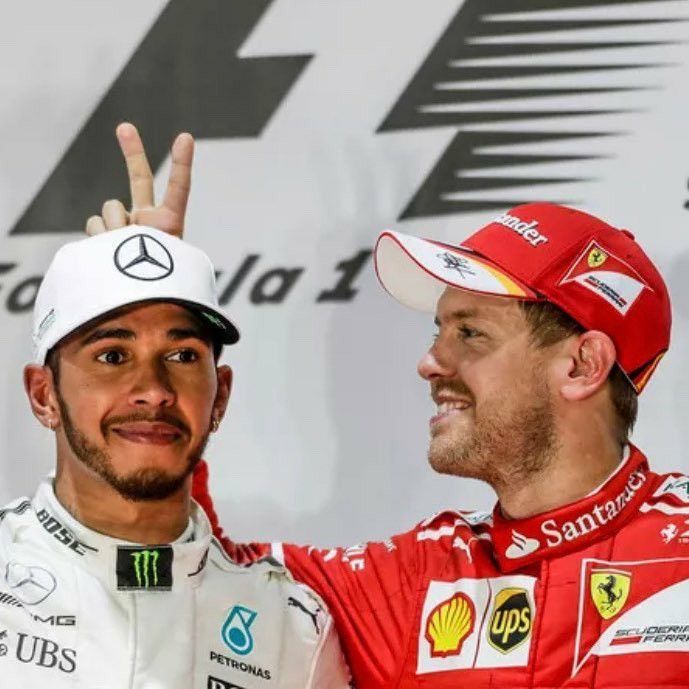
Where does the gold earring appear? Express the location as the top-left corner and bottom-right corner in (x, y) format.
(211, 417), (219, 433)
(47, 418), (55, 431)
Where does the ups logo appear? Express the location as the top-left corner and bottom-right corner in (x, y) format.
(488, 587), (532, 654)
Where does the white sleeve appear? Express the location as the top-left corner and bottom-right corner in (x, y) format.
(307, 613), (352, 689)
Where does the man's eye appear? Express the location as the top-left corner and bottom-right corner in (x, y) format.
(96, 350), (127, 365)
(458, 325), (481, 339)
(167, 349), (199, 363)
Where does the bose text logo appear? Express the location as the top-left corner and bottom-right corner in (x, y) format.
(36, 509), (93, 556)
(493, 213), (548, 247)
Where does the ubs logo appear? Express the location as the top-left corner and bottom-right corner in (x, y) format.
(114, 234), (174, 281)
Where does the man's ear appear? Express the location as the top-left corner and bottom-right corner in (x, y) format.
(559, 330), (617, 402)
(24, 364), (59, 430)
(211, 365), (233, 430)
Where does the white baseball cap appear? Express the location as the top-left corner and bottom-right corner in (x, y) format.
(32, 225), (240, 364)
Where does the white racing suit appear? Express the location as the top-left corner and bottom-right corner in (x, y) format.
(0, 478), (350, 688)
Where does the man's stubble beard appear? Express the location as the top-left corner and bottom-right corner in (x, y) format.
(56, 393), (210, 502)
(428, 371), (558, 491)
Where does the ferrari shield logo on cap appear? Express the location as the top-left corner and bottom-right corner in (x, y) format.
(588, 247), (608, 268)
(560, 241), (649, 316)
(590, 569), (631, 620)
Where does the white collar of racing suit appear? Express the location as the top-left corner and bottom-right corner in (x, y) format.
(30, 477), (213, 593)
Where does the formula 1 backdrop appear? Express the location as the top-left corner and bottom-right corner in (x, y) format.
(0, 0), (688, 545)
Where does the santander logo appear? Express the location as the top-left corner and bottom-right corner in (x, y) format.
(503, 467), (647, 561)
(505, 530), (540, 559)
(540, 469), (646, 548)
(493, 212), (549, 247)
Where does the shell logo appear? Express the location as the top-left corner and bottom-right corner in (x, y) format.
(424, 592), (476, 658)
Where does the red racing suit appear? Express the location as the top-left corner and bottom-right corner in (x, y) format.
(193, 446), (689, 688)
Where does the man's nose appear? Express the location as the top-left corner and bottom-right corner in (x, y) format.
(417, 343), (456, 381)
(128, 361), (176, 407)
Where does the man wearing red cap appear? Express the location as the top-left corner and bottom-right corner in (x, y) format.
(95, 125), (689, 689)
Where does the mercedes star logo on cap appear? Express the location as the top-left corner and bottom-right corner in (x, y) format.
(114, 234), (174, 281)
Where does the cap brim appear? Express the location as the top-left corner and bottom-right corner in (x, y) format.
(374, 231), (538, 311)
(85, 296), (241, 346)
(54, 297), (240, 356)
(175, 300), (240, 346)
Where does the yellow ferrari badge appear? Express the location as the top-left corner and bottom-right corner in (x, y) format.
(590, 570), (631, 620)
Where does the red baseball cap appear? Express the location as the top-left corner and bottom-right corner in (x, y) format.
(375, 202), (671, 393)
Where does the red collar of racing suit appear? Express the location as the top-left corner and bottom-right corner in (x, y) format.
(490, 445), (654, 572)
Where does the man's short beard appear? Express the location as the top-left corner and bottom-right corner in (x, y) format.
(56, 393), (209, 502)
(428, 373), (558, 491)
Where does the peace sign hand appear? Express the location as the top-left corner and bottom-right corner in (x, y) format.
(85, 122), (193, 238)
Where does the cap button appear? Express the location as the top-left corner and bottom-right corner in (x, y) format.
(620, 229), (635, 240)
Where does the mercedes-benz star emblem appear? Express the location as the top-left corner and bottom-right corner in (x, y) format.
(114, 234), (174, 281)
(5, 562), (57, 605)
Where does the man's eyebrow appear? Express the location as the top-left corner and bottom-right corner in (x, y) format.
(167, 327), (210, 343)
(79, 326), (210, 348)
(80, 328), (135, 347)
(434, 309), (479, 326)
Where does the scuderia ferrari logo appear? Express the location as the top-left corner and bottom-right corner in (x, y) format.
(588, 247), (608, 268)
(590, 569), (631, 620)
(573, 558), (689, 675)
(559, 240), (650, 316)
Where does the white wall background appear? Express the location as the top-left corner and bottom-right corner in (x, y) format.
(0, 0), (688, 546)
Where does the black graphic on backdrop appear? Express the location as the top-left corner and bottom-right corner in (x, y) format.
(380, 0), (682, 218)
(0, 249), (372, 314)
(12, 0), (312, 235)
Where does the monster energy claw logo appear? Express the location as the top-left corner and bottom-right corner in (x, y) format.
(132, 550), (159, 588)
(116, 545), (173, 591)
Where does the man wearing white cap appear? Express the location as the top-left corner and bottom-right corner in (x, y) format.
(96, 125), (689, 688)
(0, 160), (349, 686)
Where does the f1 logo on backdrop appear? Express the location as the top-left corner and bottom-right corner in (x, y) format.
(11, 0), (312, 235)
(9, 0), (686, 235)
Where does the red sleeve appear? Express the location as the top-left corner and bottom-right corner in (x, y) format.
(192, 460), (271, 563)
(280, 536), (422, 688)
(192, 460), (424, 687)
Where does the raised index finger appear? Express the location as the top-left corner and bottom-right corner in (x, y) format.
(116, 122), (155, 209)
